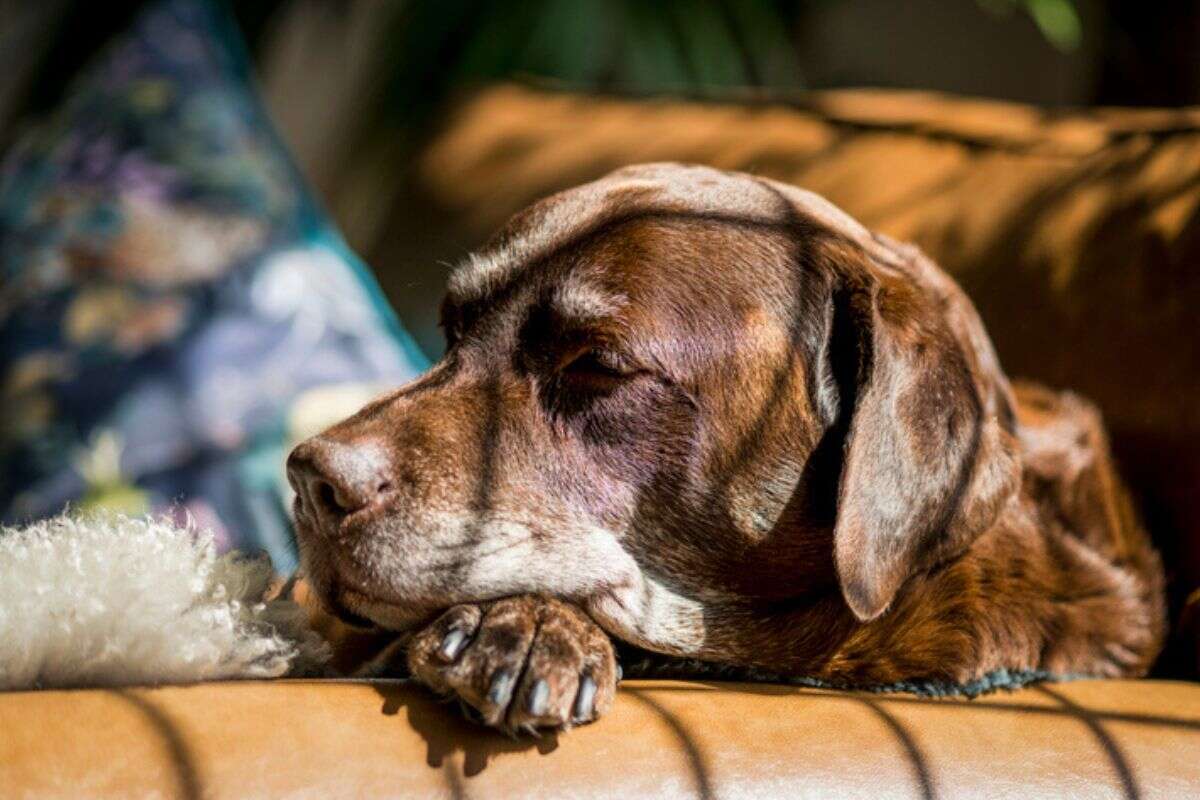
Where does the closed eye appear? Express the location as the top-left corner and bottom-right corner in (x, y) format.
(559, 348), (640, 389)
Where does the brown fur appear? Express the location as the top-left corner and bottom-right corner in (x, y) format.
(287, 163), (1165, 730)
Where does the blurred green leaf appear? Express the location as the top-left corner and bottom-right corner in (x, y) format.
(978, 0), (1082, 52)
(1026, 0), (1082, 52)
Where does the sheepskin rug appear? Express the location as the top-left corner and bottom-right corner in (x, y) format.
(0, 513), (329, 690)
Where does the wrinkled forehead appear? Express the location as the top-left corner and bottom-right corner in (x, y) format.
(445, 163), (884, 309)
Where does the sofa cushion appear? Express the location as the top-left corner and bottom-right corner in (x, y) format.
(2, 679), (1198, 798)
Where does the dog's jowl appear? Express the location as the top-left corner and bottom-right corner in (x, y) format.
(287, 163), (1165, 733)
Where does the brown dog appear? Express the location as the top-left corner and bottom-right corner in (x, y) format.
(287, 163), (1165, 733)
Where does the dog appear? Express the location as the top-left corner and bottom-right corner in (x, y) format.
(287, 163), (1165, 734)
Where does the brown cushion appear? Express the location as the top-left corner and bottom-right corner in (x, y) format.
(407, 85), (1200, 642)
(3, 679), (1198, 798)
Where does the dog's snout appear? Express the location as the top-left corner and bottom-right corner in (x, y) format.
(287, 437), (395, 531)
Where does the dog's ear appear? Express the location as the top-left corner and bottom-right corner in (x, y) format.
(816, 242), (1021, 622)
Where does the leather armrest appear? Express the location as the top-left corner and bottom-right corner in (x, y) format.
(3, 679), (1198, 798)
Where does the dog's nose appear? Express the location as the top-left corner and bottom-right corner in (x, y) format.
(286, 437), (395, 530)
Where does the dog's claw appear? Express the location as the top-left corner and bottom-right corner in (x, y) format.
(488, 669), (515, 707)
(438, 628), (467, 662)
(573, 675), (597, 720)
(527, 678), (550, 715)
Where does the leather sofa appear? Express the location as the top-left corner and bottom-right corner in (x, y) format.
(4, 87), (1200, 798)
(3, 678), (1199, 798)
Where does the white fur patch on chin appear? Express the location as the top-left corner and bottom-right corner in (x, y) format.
(0, 513), (329, 690)
(459, 518), (709, 654)
(347, 510), (708, 653)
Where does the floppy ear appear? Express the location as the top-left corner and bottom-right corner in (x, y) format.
(821, 247), (1021, 622)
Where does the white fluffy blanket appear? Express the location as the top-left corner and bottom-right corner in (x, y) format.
(0, 513), (329, 690)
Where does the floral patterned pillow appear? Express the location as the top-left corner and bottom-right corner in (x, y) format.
(0, 0), (428, 570)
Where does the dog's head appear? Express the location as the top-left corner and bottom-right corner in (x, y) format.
(288, 163), (1020, 657)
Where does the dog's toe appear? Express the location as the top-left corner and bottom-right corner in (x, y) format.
(505, 601), (616, 730)
(408, 597), (536, 727)
(407, 595), (616, 734)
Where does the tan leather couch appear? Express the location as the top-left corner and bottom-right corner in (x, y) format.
(4, 679), (1199, 798)
(5, 88), (1200, 798)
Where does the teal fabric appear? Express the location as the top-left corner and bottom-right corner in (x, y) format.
(0, 0), (428, 571)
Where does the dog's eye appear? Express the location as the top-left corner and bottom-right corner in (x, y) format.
(559, 349), (636, 387)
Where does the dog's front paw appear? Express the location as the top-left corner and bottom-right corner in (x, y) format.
(407, 595), (617, 734)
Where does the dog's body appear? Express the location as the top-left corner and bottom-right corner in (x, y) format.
(288, 164), (1164, 732)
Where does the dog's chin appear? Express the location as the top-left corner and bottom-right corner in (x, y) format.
(338, 587), (436, 633)
(322, 589), (379, 630)
(301, 561), (428, 633)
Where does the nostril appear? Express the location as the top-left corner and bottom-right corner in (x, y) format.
(288, 436), (397, 527)
(314, 479), (350, 516)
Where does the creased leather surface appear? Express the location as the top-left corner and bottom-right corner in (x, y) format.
(2, 679), (1198, 799)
